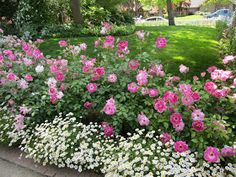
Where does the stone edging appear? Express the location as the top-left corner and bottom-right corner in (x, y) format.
(0, 144), (102, 177)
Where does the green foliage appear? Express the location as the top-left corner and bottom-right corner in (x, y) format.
(215, 20), (228, 40)
(0, 0), (19, 19)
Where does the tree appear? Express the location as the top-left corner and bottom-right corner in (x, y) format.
(166, 0), (175, 25)
(204, 0), (232, 11)
(70, 0), (83, 24)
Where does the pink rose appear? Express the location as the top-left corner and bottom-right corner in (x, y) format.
(223, 55), (235, 64)
(160, 132), (171, 144)
(204, 81), (217, 93)
(156, 37), (167, 49)
(170, 113), (183, 125)
(136, 70), (148, 86)
(84, 102), (93, 109)
(173, 122), (185, 132)
(221, 147), (236, 157)
(55, 72), (65, 81)
(154, 99), (166, 113)
(107, 74), (117, 83)
(204, 147), (220, 163)
(7, 73), (17, 81)
(24, 74), (33, 81)
(179, 64), (189, 74)
(58, 40), (67, 47)
(103, 125), (114, 137)
(86, 83), (97, 93)
(118, 40), (128, 51)
(93, 67), (105, 76)
(192, 120), (205, 132)
(148, 88), (158, 97)
(163, 92), (178, 105)
(128, 60), (140, 70)
(48, 87), (57, 96)
(127, 82), (139, 93)
(103, 98), (116, 115)
(174, 141), (188, 153)
(192, 109), (205, 121)
(137, 112), (150, 126)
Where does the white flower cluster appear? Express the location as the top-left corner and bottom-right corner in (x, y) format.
(15, 113), (235, 177)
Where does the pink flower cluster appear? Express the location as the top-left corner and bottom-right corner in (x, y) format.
(101, 22), (112, 35)
(204, 81), (231, 98)
(101, 122), (114, 137)
(116, 40), (129, 58)
(15, 106), (31, 131)
(179, 84), (200, 106)
(170, 113), (184, 132)
(156, 37), (167, 49)
(136, 70), (148, 86)
(148, 64), (165, 77)
(82, 58), (96, 73)
(211, 69), (232, 81)
(103, 36), (115, 49)
(137, 112), (150, 126)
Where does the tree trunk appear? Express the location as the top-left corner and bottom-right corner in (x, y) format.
(70, 0), (83, 24)
(166, 0), (175, 26)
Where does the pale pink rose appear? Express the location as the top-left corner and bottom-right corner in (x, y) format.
(207, 66), (217, 73)
(201, 72), (206, 77)
(204, 147), (220, 163)
(181, 95), (194, 106)
(17, 79), (28, 89)
(127, 82), (139, 93)
(48, 87), (57, 96)
(86, 83), (97, 93)
(79, 43), (87, 51)
(193, 76), (199, 81)
(156, 37), (167, 49)
(223, 55), (235, 64)
(154, 99), (166, 113)
(137, 112), (150, 126)
(141, 87), (149, 96)
(36, 38), (44, 43)
(136, 70), (148, 86)
(103, 98), (116, 115)
(103, 36), (115, 48)
(20, 106), (31, 115)
(179, 64), (189, 74)
(107, 74), (117, 83)
(173, 121), (185, 132)
(136, 30), (146, 41)
(233, 78), (236, 87)
(149, 88), (158, 97)
(192, 120), (205, 132)
(174, 141), (188, 153)
(192, 109), (205, 121)
(94, 40), (100, 48)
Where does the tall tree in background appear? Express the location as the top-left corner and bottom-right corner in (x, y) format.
(166, 0), (175, 25)
(70, 0), (83, 24)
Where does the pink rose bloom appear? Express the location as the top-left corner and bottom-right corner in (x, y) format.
(55, 72), (65, 81)
(181, 95), (194, 106)
(174, 141), (189, 153)
(58, 40), (67, 47)
(136, 30), (146, 41)
(20, 106), (31, 115)
(79, 43), (87, 51)
(173, 122), (185, 132)
(36, 38), (44, 43)
(204, 81), (217, 93)
(192, 109), (205, 121)
(107, 74), (117, 83)
(223, 55), (235, 64)
(179, 64), (189, 74)
(137, 112), (150, 126)
(179, 84), (192, 94)
(141, 87), (149, 96)
(103, 36), (115, 48)
(136, 70), (148, 86)
(201, 72), (206, 77)
(7, 73), (17, 81)
(160, 132), (171, 144)
(128, 60), (140, 70)
(191, 92), (200, 101)
(207, 66), (217, 73)
(127, 82), (139, 93)
(154, 99), (166, 113)
(3, 50), (13, 55)
(17, 79), (28, 89)
(220, 70), (232, 81)
(212, 89), (228, 98)
(192, 120), (205, 132)
(94, 40), (100, 48)
(148, 64), (165, 77)
(50, 94), (58, 104)
(48, 87), (57, 96)
(149, 88), (158, 97)
(8, 54), (16, 61)
(93, 67), (105, 76)
(204, 147), (220, 163)
(233, 78), (236, 87)
(50, 65), (58, 74)
(104, 125), (114, 137)
(86, 83), (97, 93)
(118, 40), (128, 51)
(193, 76), (199, 81)
(24, 74), (33, 81)
(103, 98), (116, 115)
(163, 92), (178, 105)
(84, 102), (93, 109)
(60, 83), (65, 91)
(221, 147), (236, 157)
(170, 113), (183, 125)
(156, 37), (167, 49)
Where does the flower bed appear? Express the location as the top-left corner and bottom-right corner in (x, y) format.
(0, 24), (235, 176)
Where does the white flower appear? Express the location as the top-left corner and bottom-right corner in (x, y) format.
(35, 65), (44, 73)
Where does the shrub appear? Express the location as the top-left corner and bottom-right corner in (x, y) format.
(215, 20), (228, 40)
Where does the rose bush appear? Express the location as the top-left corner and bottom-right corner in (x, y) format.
(0, 24), (235, 172)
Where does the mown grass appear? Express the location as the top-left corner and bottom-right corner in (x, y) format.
(39, 25), (221, 77)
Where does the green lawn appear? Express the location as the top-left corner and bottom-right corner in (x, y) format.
(175, 15), (203, 21)
(40, 26), (221, 77)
